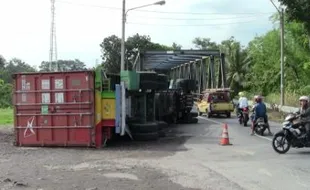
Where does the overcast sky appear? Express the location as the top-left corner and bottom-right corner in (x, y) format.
(0, 0), (281, 68)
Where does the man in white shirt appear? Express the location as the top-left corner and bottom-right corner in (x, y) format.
(238, 92), (248, 115)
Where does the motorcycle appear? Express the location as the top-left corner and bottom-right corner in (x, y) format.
(238, 107), (249, 126)
(272, 113), (310, 154)
(253, 117), (268, 136)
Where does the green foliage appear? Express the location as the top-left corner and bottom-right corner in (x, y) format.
(100, 33), (174, 73)
(0, 79), (12, 108)
(278, 0), (310, 33)
(190, 16), (309, 106)
(0, 58), (36, 83)
(0, 108), (13, 125)
(192, 37), (218, 49)
(0, 58), (36, 108)
(39, 59), (86, 72)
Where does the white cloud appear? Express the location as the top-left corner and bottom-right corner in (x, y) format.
(0, 0), (279, 68)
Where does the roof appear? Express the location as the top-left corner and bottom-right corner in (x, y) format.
(140, 50), (221, 71)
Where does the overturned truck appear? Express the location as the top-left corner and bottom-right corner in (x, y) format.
(155, 79), (198, 124)
(13, 49), (225, 148)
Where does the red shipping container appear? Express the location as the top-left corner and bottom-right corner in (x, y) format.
(13, 71), (96, 147)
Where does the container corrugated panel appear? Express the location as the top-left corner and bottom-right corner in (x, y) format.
(13, 71), (95, 147)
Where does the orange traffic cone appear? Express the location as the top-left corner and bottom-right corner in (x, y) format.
(220, 123), (232, 146)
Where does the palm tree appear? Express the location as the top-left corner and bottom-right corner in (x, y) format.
(220, 37), (251, 92)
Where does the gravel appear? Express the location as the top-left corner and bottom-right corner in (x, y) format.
(0, 123), (243, 190)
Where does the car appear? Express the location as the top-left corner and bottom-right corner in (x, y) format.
(196, 88), (234, 118)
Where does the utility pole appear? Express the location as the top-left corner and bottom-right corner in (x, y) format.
(49, 0), (58, 72)
(269, 0), (285, 106)
(120, 0), (165, 73)
(280, 8), (285, 106)
(121, 0), (126, 72)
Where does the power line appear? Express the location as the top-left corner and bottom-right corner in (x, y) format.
(127, 20), (264, 27)
(56, 0), (275, 15)
(127, 14), (270, 21)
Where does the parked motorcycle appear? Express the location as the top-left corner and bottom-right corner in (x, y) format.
(272, 113), (310, 154)
(253, 117), (268, 135)
(238, 107), (249, 126)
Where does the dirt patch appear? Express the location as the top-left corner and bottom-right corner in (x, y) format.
(0, 128), (14, 143)
(268, 109), (285, 123)
(0, 126), (205, 190)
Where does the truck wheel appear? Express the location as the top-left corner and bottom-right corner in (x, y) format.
(226, 112), (231, 118)
(190, 117), (198, 124)
(129, 122), (159, 133)
(132, 132), (159, 141)
(157, 121), (168, 130)
(190, 112), (198, 118)
(207, 113), (212, 118)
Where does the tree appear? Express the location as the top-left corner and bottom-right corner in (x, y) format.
(0, 79), (12, 108)
(220, 37), (250, 93)
(0, 55), (5, 69)
(172, 42), (182, 50)
(278, 0), (310, 33)
(192, 37), (219, 49)
(0, 58), (36, 83)
(100, 33), (173, 73)
(39, 59), (86, 72)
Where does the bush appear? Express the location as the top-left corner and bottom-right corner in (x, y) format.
(265, 92), (299, 107)
(0, 79), (12, 108)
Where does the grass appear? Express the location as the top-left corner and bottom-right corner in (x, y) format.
(268, 109), (285, 123)
(265, 93), (299, 107)
(242, 92), (300, 107)
(0, 108), (13, 126)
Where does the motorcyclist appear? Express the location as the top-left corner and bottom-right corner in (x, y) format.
(250, 95), (272, 135)
(238, 92), (248, 117)
(295, 96), (310, 140)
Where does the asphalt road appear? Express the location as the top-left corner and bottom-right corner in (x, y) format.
(1, 116), (310, 190)
(196, 115), (310, 190)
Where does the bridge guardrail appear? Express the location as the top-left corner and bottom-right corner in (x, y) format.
(232, 99), (299, 114)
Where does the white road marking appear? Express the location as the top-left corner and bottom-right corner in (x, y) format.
(234, 150), (255, 156)
(103, 172), (139, 180)
(254, 134), (272, 141)
(258, 168), (272, 177)
(198, 116), (222, 125)
(198, 116), (273, 141)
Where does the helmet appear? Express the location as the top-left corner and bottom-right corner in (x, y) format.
(299, 96), (309, 102)
(238, 92), (244, 97)
(254, 95), (262, 102)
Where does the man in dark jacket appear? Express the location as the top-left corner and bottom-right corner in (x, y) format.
(251, 95), (272, 135)
(296, 96), (310, 140)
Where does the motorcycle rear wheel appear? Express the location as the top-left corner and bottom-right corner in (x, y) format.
(272, 132), (291, 154)
(243, 121), (247, 127)
(243, 115), (248, 126)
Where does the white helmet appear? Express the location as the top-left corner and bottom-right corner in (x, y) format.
(299, 96), (309, 102)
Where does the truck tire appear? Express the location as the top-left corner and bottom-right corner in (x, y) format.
(157, 121), (168, 130)
(129, 122), (158, 133)
(190, 117), (198, 124)
(226, 112), (231, 118)
(207, 111), (212, 118)
(190, 112), (198, 118)
(132, 132), (159, 141)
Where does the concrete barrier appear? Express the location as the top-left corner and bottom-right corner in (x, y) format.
(233, 99), (299, 114)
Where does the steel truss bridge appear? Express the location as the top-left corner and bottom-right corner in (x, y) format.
(133, 50), (227, 93)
